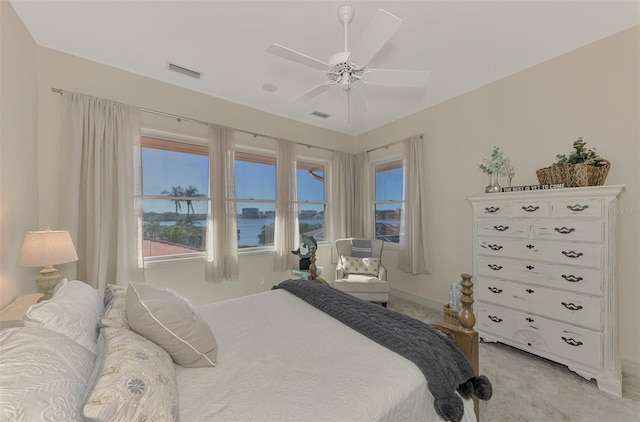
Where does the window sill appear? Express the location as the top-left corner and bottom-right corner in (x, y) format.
(143, 254), (204, 269)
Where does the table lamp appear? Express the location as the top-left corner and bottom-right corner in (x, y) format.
(17, 227), (79, 301)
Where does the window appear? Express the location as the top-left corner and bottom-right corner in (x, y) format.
(374, 160), (403, 243)
(235, 151), (276, 249)
(296, 161), (326, 242)
(141, 137), (209, 258)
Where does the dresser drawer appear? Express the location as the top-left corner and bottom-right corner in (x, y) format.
(532, 219), (603, 243)
(476, 219), (528, 238)
(476, 256), (603, 296)
(476, 302), (514, 338)
(552, 199), (602, 217)
(474, 202), (509, 217)
(477, 238), (602, 268)
(510, 201), (550, 217)
(478, 278), (602, 330)
(478, 302), (602, 370)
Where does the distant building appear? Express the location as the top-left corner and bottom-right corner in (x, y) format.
(241, 207), (260, 218)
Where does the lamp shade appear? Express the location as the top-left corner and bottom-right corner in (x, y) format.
(17, 229), (79, 267)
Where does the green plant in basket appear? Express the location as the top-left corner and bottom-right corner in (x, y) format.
(552, 137), (606, 168)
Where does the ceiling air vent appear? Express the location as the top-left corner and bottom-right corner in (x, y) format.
(167, 62), (201, 79)
(310, 110), (330, 119)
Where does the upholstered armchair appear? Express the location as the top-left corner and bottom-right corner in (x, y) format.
(332, 238), (389, 306)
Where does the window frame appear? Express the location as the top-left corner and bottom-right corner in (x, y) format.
(234, 147), (277, 252)
(140, 134), (210, 263)
(295, 158), (327, 245)
(372, 156), (405, 245)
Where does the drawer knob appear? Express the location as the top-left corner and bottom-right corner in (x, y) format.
(567, 204), (589, 212)
(525, 265), (534, 270)
(487, 244), (503, 251)
(526, 317), (534, 323)
(488, 315), (503, 323)
(554, 227), (576, 234)
(522, 205), (540, 212)
(488, 287), (503, 294)
(561, 274), (583, 283)
(493, 225), (509, 231)
(526, 289), (535, 294)
(485, 206), (500, 213)
(488, 264), (502, 271)
(562, 250), (584, 259)
(561, 337), (583, 347)
(526, 244), (535, 249)
(562, 302), (583, 311)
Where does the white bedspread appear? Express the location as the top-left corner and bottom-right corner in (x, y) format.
(176, 289), (475, 421)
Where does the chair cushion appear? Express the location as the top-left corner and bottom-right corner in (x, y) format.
(340, 255), (380, 276)
(333, 275), (390, 293)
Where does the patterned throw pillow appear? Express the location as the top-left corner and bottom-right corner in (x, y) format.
(23, 279), (104, 354)
(82, 328), (179, 421)
(0, 327), (95, 421)
(101, 284), (129, 328)
(340, 255), (380, 276)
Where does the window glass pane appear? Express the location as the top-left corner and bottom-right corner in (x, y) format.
(296, 167), (324, 202)
(236, 201), (275, 248)
(375, 203), (402, 243)
(142, 199), (207, 257)
(299, 204), (325, 242)
(375, 166), (403, 202)
(142, 147), (208, 196)
(235, 158), (276, 200)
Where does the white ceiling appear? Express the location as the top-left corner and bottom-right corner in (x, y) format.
(10, 0), (639, 136)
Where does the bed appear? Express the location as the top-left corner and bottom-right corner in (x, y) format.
(0, 273), (491, 422)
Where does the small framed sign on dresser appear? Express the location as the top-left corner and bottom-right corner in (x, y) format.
(468, 185), (625, 397)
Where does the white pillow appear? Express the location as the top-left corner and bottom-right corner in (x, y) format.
(24, 279), (104, 354)
(126, 281), (218, 367)
(82, 327), (179, 422)
(0, 326), (95, 421)
(340, 255), (381, 276)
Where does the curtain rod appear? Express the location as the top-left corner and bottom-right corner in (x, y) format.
(51, 87), (335, 153)
(366, 134), (423, 154)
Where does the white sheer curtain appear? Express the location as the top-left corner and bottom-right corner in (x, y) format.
(329, 151), (355, 244)
(205, 124), (239, 282)
(398, 135), (430, 274)
(273, 139), (298, 272)
(59, 92), (144, 293)
(353, 151), (373, 238)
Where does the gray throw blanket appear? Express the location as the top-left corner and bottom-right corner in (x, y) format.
(273, 279), (492, 422)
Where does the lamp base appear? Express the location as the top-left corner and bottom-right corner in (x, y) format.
(35, 267), (63, 302)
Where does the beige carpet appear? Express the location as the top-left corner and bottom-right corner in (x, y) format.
(389, 297), (640, 422)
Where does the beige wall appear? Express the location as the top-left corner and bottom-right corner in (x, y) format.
(355, 27), (640, 373)
(0, 1), (40, 307)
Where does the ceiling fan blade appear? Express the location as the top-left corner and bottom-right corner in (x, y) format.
(292, 81), (334, 104)
(266, 43), (329, 71)
(365, 69), (430, 87)
(350, 9), (401, 67)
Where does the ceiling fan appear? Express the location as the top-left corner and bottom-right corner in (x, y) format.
(266, 5), (429, 114)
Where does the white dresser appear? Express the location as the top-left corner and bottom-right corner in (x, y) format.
(468, 185), (625, 396)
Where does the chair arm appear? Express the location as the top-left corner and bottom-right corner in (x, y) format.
(378, 264), (387, 281)
(336, 268), (345, 279)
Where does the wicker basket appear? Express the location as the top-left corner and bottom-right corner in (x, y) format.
(536, 159), (610, 187)
(536, 165), (570, 185)
(443, 304), (459, 325)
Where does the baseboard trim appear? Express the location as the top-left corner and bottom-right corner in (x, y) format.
(623, 359), (640, 378)
(390, 288), (442, 311)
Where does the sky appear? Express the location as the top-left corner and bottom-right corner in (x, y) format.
(142, 147), (326, 214)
